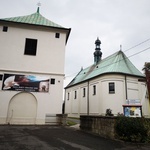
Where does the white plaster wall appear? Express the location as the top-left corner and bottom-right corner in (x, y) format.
(0, 72), (64, 124)
(0, 23), (67, 74)
(139, 82), (150, 116)
(71, 87), (79, 114)
(0, 21), (68, 124)
(101, 78), (125, 115)
(0, 91), (14, 123)
(126, 77), (139, 99)
(64, 90), (72, 114)
(80, 86), (87, 114)
(65, 83), (89, 116)
(7, 92), (37, 124)
(64, 74), (149, 118)
(89, 81), (99, 114)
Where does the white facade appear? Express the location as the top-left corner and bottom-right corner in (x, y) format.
(65, 74), (149, 117)
(0, 24), (67, 74)
(0, 13), (70, 124)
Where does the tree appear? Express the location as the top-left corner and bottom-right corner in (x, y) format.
(143, 62), (150, 71)
(143, 62), (150, 100)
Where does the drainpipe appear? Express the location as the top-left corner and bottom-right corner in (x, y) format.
(125, 75), (128, 101)
(63, 90), (66, 114)
(87, 81), (89, 115)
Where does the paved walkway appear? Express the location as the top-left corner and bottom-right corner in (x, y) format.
(0, 125), (150, 150)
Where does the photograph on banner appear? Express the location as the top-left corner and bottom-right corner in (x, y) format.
(2, 74), (49, 92)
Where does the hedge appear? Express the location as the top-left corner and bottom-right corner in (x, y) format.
(115, 117), (150, 143)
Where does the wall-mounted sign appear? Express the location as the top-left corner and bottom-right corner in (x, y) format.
(126, 99), (140, 105)
(2, 74), (49, 92)
(123, 105), (142, 117)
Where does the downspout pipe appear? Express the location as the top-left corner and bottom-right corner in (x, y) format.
(87, 80), (89, 115)
(125, 75), (128, 100)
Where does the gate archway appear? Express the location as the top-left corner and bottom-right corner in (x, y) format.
(7, 92), (37, 124)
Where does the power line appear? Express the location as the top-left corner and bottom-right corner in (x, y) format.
(128, 46), (150, 58)
(65, 38), (150, 78)
(123, 38), (150, 52)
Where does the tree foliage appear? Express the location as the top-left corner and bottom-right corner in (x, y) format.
(143, 62), (150, 71)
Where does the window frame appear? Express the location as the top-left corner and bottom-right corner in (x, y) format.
(74, 91), (77, 99)
(83, 88), (86, 97)
(93, 85), (96, 95)
(55, 33), (60, 38)
(24, 38), (38, 56)
(0, 74), (3, 80)
(67, 92), (70, 100)
(50, 78), (55, 84)
(109, 82), (115, 94)
(3, 26), (8, 32)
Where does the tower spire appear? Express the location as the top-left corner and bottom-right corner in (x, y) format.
(93, 38), (102, 64)
(120, 45), (122, 51)
(37, 2), (41, 13)
(37, 7), (40, 13)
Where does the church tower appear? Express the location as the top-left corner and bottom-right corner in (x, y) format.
(94, 38), (102, 64)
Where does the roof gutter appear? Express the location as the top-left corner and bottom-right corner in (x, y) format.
(65, 28), (71, 45)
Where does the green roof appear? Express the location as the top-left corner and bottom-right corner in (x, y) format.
(0, 7), (65, 29)
(66, 50), (145, 88)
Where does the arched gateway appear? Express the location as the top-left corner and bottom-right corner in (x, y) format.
(6, 92), (37, 124)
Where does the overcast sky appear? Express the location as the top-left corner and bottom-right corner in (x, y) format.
(0, 0), (150, 87)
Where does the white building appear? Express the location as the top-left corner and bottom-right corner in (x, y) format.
(0, 8), (71, 124)
(65, 38), (150, 118)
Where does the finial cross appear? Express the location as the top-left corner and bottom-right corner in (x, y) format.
(37, 2), (41, 7)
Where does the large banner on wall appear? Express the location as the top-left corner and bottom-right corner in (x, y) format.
(2, 74), (49, 92)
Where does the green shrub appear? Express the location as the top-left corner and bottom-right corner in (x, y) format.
(105, 108), (114, 116)
(115, 117), (150, 143)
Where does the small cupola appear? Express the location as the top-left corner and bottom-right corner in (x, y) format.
(94, 38), (102, 64)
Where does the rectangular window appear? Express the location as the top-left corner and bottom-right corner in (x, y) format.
(83, 88), (86, 97)
(93, 85), (96, 95)
(55, 33), (60, 38)
(74, 91), (77, 99)
(109, 82), (115, 93)
(3, 26), (8, 32)
(51, 78), (55, 84)
(67, 92), (70, 100)
(24, 38), (37, 56)
(0, 75), (3, 80)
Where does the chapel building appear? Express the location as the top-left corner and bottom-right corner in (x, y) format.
(65, 38), (149, 117)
